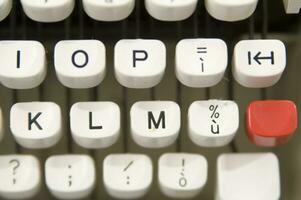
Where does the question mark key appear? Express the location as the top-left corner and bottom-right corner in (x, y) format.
(0, 155), (41, 199)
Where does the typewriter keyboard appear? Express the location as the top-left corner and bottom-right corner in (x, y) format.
(0, 0), (300, 200)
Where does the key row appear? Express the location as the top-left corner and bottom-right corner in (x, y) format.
(1, 100), (297, 149)
(1, 0), (299, 23)
(0, 153), (280, 200)
(0, 39), (287, 89)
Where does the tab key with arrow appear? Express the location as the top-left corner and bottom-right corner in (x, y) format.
(248, 51), (275, 65)
(233, 39), (286, 88)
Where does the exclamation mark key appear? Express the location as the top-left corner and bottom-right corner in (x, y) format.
(188, 100), (239, 147)
(158, 153), (208, 198)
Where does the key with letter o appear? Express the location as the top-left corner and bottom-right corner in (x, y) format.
(54, 40), (106, 89)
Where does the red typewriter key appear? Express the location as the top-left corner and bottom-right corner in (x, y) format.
(246, 100), (298, 147)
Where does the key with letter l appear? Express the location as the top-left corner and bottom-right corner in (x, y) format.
(10, 102), (62, 149)
(70, 102), (120, 149)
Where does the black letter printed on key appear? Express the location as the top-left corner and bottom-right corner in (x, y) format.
(89, 112), (103, 130)
(133, 50), (148, 68)
(71, 50), (89, 68)
(17, 50), (21, 68)
(28, 112), (43, 130)
(148, 111), (166, 129)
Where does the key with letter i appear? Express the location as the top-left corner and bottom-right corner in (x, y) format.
(0, 41), (46, 89)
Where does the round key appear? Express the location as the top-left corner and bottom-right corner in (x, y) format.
(159, 153), (208, 199)
(10, 102), (62, 149)
(232, 39), (286, 88)
(0, 155), (41, 199)
(103, 154), (153, 199)
(246, 100), (298, 147)
(216, 153), (280, 200)
(20, 0), (75, 22)
(205, 0), (259, 22)
(176, 38), (228, 88)
(83, 0), (135, 21)
(188, 100), (239, 147)
(0, 0), (12, 22)
(114, 39), (166, 89)
(0, 41), (47, 89)
(130, 101), (181, 148)
(45, 155), (96, 200)
(145, 0), (198, 21)
(54, 40), (106, 89)
(70, 102), (120, 149)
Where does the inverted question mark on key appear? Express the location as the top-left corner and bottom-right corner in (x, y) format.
(9, 159), (20, 185)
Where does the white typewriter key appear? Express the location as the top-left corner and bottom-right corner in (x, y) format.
(216, 153), (280, 200)
(283, 0), (301, 13)
(54, 40), (106, 89)
(70, 102), (120, 149)
(176, 39), (228, 88)
(20, 0), (75, 22)
(205, 0), (259, 22)
(233, 40), (286, 88)
(131, 101), (180, 148)
(114, 39), (166, 88)
(188, 100), (239, 147)
(159, 153), (208, 199)
(103, 154), (153, 199)
(0, 0), (12, 22)
(0, 41), (46, 89)
(0, 155), (41, 199)
(10, 102), (62, 149)
(45, 155), (95, 200)
(145, 0), (198, 21)
(83, 0), (135, 21)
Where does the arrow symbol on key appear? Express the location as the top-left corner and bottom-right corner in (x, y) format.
(248, 51), (275, 65)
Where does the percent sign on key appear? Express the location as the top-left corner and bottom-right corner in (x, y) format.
(209, 105), (220, 134)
